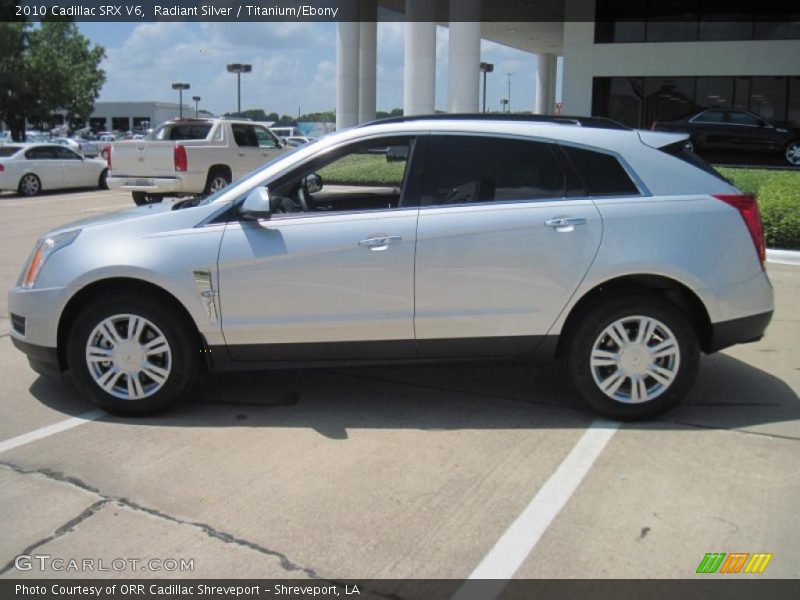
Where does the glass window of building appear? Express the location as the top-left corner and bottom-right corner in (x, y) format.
(643, 77), (697, 128)
(749, 77), (788, 122)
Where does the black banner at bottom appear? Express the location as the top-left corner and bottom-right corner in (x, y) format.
(3, 579), (800, 600)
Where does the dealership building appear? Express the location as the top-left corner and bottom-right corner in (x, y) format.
(85, 102), (214, 133)
(337, 0), (800, 130)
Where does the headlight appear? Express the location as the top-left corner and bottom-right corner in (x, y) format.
(20, 230), (81, 289)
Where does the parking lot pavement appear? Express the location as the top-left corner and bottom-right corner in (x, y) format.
(0, 190), (798, 581)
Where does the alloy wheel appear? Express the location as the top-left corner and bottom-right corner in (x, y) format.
(20, 174), (40, 196)
(85, 314), (172, 400)
(590, 315), (681, 404)
(786, 142), (800, 166)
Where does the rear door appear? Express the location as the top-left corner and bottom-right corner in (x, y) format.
(23, 146), (62, 190)
(414, 134), (603, 358)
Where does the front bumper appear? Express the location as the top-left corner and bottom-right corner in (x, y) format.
(10, 337), (62, 377)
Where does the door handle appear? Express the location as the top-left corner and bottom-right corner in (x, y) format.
(544, 217), (587, 231)
(238, 152), (246, 157)
(358, 235), (402, 250)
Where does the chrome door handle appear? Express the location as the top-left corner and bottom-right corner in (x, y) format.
(358, 235), (402, 250)
(544, 217), (587, 231)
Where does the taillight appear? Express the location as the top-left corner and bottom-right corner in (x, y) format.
(0, 164), (4, 172)
(174, 144), (187, 172)
(105, 145), (112, 169)
(713, 194), (766, 269)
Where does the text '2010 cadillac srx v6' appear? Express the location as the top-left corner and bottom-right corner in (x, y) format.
(8, 115), (773, 420)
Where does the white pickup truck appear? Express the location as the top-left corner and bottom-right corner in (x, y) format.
(106, 118), (290, 205)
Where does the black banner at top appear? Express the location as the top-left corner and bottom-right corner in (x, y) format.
(6, 0), (800, 23)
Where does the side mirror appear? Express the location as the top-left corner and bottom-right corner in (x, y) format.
(278, 138), (287, 148)
(304, 173), (323, 194)
(241, 187), (272, 220)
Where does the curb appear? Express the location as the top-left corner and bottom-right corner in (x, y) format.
(767, 249), (800, 266)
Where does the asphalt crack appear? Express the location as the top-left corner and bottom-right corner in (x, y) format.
(0, 460), (319, 578)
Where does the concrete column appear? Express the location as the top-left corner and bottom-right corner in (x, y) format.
(447, 0), (481, 113)
(358, 0), (377, 123)
(336, 21), (360, 130)
(535, 53), (557, 115)
(403, 0), (436, 116)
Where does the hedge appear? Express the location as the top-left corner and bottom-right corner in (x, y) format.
(717, 168), (800, 250)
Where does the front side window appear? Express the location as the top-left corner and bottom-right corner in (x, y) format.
(253, 126), (279, 148)
(232, 124), (258, 148)
(266, 136), (414, 216)
(421, 136), (574, 206)
(53, 146), (81, 160)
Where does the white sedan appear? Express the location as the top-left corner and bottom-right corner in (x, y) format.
(0, 144), (108, 196)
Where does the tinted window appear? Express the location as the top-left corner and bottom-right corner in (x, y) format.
(0, 146), (22, 157)
(53, 146), (81, 159)
(25, 147), (58, 160)
(727, 112), (762, 126)
(154, 124), (212, 141)
(421, 136), (574, 206)
(232, 124), (258, 147)
(692, 110), (726, 123)
(562, 146), (639, 196)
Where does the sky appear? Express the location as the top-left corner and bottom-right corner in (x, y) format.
(77, 21), (559, 117)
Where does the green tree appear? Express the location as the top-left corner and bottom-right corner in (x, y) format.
(0, 10), (105, 141)
(223, 108), (270, 121)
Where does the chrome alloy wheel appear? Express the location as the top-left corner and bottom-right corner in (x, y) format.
(590, 316), (680, 404)
(786, 142), (800, 166)
(20, 174), (40, 196)
(85, 314), (172, 400)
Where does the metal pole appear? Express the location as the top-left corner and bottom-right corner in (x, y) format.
(237, 72), (241, 114)
(482, 71), (487, 113)
(179, 90), (183, 119)
(507, 73), (512, 113)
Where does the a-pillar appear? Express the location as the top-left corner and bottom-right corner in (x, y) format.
(403, 0), (436, 116)
(447, 0), (481, 113)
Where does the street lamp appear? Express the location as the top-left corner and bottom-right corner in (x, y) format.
(226, 63), (252, 115)
(192, 95), (201, 117)
(171, 83), (190, 119)
(479, 62), (494, 113)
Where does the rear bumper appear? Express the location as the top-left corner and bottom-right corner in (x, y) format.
(107, 176), (186, 194)
(707, 310), (773, 353)
(11, 337), (62, 377)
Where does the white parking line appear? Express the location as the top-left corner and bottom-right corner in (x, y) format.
(454, 419), (620, 599)
(0, 409), (105, 454)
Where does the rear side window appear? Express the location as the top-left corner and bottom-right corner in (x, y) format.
(561, 146), (639, 196)
(154, 124), (212, 141)
(421, 135), (577, 206)
(659, 140), (730, 182)
(692, 110), (726, 123)
(25, 147), (58, 159)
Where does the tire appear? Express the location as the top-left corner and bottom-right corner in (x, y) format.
(99, 169), (108, 190)
(564, 295), (700, 421)
(203, 168), (231, 195)
(18, 173), (41, 197)
(131, 191), (163, 205)
(67, 294), (201, 415)
(785, 140), (800, 166)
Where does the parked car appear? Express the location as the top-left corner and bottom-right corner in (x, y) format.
(653, 109), (800, 166)
(0, 144), (108, 196)
(8, 115), (773, 420)
(283, 136), (317, 147)
(106, 117), (291, 205)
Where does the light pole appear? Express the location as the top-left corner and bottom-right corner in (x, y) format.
(192, 95), (201, 117)
(171, 83), (190, 119)
(479, 62), (494, 113)
(507, 73), (512, 113)
(226, 63), (252, 115)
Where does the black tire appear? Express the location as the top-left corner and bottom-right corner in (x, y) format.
(785, 140), (800, 167)
(564, 295), (700, 421)
(18, 173), (42, 197)
(203, 168), (231, 195)
(99, 169), (108, 190)
(131, 192), (163, 205)
(67, 294), (201, 415)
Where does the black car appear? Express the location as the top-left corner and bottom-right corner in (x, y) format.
(653, 109), (800, 167)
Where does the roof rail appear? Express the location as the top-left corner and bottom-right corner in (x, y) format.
(360, 113), (631, 130)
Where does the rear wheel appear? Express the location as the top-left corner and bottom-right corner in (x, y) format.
(18, 173), (41, 197)
(785, 140), (800, 166)
(565, 295), (699, 421)
(204, 168), (231, 195)
(131, 192), (163, 205)
(67, 295), (200, 415)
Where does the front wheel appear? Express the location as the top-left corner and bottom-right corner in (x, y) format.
(67, 295), (200, 415)
(785, 140), (800, 166)
(565, 295), (700, 421)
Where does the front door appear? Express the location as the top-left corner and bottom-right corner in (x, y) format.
(217, 135), (422, 361)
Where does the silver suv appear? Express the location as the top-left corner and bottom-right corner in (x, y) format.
(8, 115), (774, 420)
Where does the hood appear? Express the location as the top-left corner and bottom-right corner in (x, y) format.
(44, 201), (187, 237)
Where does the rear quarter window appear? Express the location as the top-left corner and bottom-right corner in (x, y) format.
(561, 146), (640, 196)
